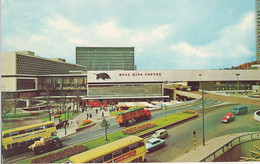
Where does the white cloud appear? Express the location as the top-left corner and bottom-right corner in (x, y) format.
(170, 12), (255, 69)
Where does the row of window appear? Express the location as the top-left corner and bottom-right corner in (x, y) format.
(3, 124), (54, 138)
(92, 141), (144, 163)
(6, 137), (41, 150)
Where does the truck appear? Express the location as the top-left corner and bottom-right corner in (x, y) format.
(28, 136), (63, 155)
(116, 107), (151, 127)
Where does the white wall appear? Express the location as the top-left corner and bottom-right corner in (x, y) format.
(1, 52), (16, 75)
(87, 70), (260, 83)
(1, 77), (17, 92)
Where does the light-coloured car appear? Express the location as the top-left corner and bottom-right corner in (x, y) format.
(151, 129), (168, 139)
(145, 138), (166, 153)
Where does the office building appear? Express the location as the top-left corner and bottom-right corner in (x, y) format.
(1, 51), (87, 98)
(256, 0), (260, 61)
(76, 47), (135, 71)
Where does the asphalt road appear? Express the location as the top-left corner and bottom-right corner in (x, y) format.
(145, 104), (260, 162)
(3, 99), (227, 163)
(4, 99), (259, 163)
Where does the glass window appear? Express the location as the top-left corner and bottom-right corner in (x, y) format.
(130, 143), (138, 151)
(10, 132), (19, 136)
(3, 133), (10, 138)
(92, 157), (103, 163)
(26, 128), (33, 133)
(12, 143), (19, 148)
(19, 130), (25, 135)
(113, 150), (122, 158)
(34, 127), (40, 131)
(104, 153), (112, 161)
(138, 142), (145, 147)
(47, 123), (54, 128)
(122, 147), (129, 154)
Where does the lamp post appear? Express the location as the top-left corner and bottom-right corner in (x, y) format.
(236, 73), (240, 104)
(198, 74), (205, 146)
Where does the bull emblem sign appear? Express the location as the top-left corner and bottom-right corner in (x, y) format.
(94, 73), (111, 80)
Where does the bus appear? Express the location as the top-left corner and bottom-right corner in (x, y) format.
(68, 135), (146, 163)
(2, 121), (56, 156)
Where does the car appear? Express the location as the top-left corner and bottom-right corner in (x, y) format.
(151, 129), (168, 139)
(145, 138), (166, 153)
(221, 113), (235, 123)
(232, 105), (248, 115)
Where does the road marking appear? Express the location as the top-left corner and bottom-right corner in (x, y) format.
(8, 156), (27, 163)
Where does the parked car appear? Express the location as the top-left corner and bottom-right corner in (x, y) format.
(221, 113), (235, 123)
(145, 138), (166, 153)
(232, 105), (248, 115)
(151, 129), (168, 139)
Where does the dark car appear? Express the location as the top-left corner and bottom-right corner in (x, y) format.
(221, 113), (235, 123)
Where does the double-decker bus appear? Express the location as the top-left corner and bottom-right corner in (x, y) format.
(2, 121), (56, 156)
(68, 135), (146, 163)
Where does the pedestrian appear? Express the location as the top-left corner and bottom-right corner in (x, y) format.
(90, 113), (92, 118)
(102, 111), (104, 117)
(87, 113), (89, 119)
(96, 109), (98, 114)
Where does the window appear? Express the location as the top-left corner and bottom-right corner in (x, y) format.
(12, 143), (19, 148)
(26, 128), (33, 133)
(138, 142), (144, 147)
(130, 143), (138, 151)
(92, 157), (103, 163)
(113, 150), (122, 158)
(3, 133), (10, 138)
(104, 153), (112, 161)
(19, 130), (25, 135)
(122, 147), (129, 154)
(47, 123), (54, 128)
(10, 132), (19, 137)
(34, 127), (40, 131)
(20, 141), (27, 147)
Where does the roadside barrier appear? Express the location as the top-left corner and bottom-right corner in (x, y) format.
(200, 133), (260, 162)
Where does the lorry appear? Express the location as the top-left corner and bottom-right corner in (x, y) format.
(28, 136), (63, 155)
(116, 107), (151, 126)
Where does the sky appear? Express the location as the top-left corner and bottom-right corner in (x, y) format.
(1, 0), (256, 70)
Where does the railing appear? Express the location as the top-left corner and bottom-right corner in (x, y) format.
(200, 133), (260, 162)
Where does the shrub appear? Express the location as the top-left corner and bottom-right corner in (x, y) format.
(82, 119), (90, 126)
(122, 122), (157, 135)
(54, 115), (60, 118)
(31, 145), (88, 164)
(183, 110), (196, 114)
(56, 111), (65, 114)
(30, 112), (39, 116)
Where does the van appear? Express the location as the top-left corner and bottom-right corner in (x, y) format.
(232, 105), (248, 115)
(151, 129), (168, 139)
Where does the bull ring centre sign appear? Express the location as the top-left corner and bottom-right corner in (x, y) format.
(88, 71), (164, 83)
(119, 72), (161, 77)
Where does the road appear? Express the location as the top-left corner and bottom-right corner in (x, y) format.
(4, 99), (223, 163)
(5, 98), (260, 163)
(145, 104), (260, 162)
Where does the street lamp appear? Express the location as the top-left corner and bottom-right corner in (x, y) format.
(198, 74), (205, 146)
(236, 73), (240, 104)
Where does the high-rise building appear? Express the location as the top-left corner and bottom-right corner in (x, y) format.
(76, 47), (135, 71)
(256, 0), (260, 61)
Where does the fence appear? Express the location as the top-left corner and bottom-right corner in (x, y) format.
(200, 133), (260, 162)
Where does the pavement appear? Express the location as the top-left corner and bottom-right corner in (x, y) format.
(172, 132), (256, 162)
(55, 106), (113, 139)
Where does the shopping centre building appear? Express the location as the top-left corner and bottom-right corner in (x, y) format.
(1, 51), (260, 101)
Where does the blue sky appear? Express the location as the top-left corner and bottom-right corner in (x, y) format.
(1, 0), (256, 70)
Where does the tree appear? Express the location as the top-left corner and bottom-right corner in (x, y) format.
(100, 118), (110, 141)
(44, 80), (53, 121)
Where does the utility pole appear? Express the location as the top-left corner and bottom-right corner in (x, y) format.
(236, 73), (240, 104)
(198, 74), (205, 146)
